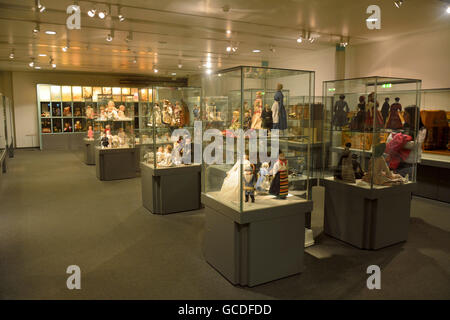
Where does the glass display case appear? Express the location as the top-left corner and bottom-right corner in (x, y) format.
(321, 76), (422, 250)
(201, 66), (315, 287)
(0, 94), (6, 154)
(202, 66), (315, 213)
(94, 95), (135, 149)
(322, 77), (422, 187)
(139, 87), (201, 168)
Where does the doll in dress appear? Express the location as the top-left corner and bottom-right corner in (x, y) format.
(262, 104), (273, 130)
(118, 128), (127, 146)
(100, 132), (109, 148)
(334, 143), (355, 183)
(385, 97), (403, 129)
(365, 92), (383, 130)
(251, 92), (263, 129)
(333, 95), (349, 129)
(220, 155), (252, 201)
(350, 96), (366, 131)
(106, 101), (118, 120)
(193, 105), (200, 121)
(87, 125), (94, 139)
(159, 144), (174, 167)
(162, 101), (173, 125)
(117, 105), (127, 119)
(156, 146), (165, 164)
(243, 112), (252, 130)
(173, 136), (185, 165)
(99, 106), (106, 120)
(269, 152), (289, 199)
(230, 110), (240, 131)
(105, 124), (111, 136)
(255, 162), (271, 193)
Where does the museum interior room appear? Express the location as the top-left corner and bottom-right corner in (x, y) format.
(0, 0), (449, 301)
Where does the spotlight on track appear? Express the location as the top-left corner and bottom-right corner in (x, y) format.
(394, 0), (404, 8)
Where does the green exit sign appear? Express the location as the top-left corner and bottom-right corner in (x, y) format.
(382, 83), (392, 88)
(328, 88), (336, 92)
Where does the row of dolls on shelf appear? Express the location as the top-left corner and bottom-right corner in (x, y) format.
(41, 105), (96, 118)
(99, 126), (130, 149)
(220, 153), (291, 203)
(143, 137), (190, 167)
(148, 100), (190, 127)
(97, 101), (133, 121)
(334, 139), (416, 186)
(138, 132), (172, 145)
(333, 93), (409, 131)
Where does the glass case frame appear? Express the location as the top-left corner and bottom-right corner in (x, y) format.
(202, 65), (315, 213)
(322, 76), (422, 189)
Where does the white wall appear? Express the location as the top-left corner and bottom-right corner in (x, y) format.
(345, 28), (450, 90)
(12, 71), (129, 148)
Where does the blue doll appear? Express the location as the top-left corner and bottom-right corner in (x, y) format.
(255, 162), (271, 193)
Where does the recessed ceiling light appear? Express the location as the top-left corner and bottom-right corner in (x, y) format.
(118, 6), (125, 22)
(106, 30), (114, 42)
(226, 46), (232, 52)
(33, 23), (40, 34)
(297, 37), (303, 43)
(206, 69), (212, 75)
(36, 0), (45, 12)
(39, 53), (47, 57)
(9, 50), (14, 59)
(51, 63), (56, 68)
(447, 6), (450, 14)
(226, 30), (231, 34)
(88, 9), (96, 17)
(171, 72), (176, 76)
(62, 46), (68, 52)
(178, 63), (182, 69)
(35, 66), (41, 69)
(45, 30), (56, 35)
(153, 68), (158, 73)
(252, 49), (261, 53)
(29, 58), (35, 67)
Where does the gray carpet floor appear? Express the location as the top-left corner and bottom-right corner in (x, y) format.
(0, 149), (449, 300)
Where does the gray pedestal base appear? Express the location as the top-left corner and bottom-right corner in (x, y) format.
(202, 193), (312, 287)
(95, 147), (138, 181)
(84, 138), (95, 165)
(141, 163), (201, 214)
(324, 179), (415, 250)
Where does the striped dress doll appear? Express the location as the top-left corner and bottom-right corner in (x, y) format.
(269, 153), (289, 199)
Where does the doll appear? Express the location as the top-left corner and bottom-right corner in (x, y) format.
(99, 106), (106, 120)
(333, 95), (349, 129)
(118, 128), (127, 146)
(105, 124), (111, 136)
(87, 125), (94, 139)
(385, 97), (403, 129)
(64, 122), (72, 132)
(243, 112), (252, 130)
(362, 143), (407, 186)
(251, 91), (263, 129)
(350, 96), (366, 131)
(230, 110), (240, 131)
(255, 162), (271, 193)
(352, 154), (364, 179)
(173, 136), (185, 165)
(193, 105), (200, 121)
(243, 161), (257, 203)
(172, 102), (184, 126)
(365, 92), (383, 130)
(334, 143), (355, 183)
(117, 105), (126, 119)
(220, 155), (251, 201)
(261, 104), (273, 130)
(63, 106), (72, 117)
(74, 121), (81, 131)
(159, 144), (174, 167)
(100, 132), (109, 148)
(214, 111), (223, 121)
(162, 101), (173, 125)
(269, 152), (288, 199)
(156, 146), (165, 164)
(180, 99), (190, 125)
(106, 100), (118, 120)
(85, 105), (94, 119)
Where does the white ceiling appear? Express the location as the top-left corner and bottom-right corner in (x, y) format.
(0, 0), (448, 77)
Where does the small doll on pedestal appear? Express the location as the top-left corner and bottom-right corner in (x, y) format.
(255, 162), (271, 194)
(261, 104), (273, 131)
(243, 161), (257, 203)
(269, 152), (288, 199)
(87, 125), (94, 139)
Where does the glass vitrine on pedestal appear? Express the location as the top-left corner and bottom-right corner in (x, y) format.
(94, 95), (137, 180)
(201, 66), (315, 287)
(140, 87), (202, 215)
(322, 76), (421, 249)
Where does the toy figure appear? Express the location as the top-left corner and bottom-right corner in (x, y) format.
(334, 143), (355, 183)
(365, 92), (383, 130)
(118, 105), (126, 119)
(385, 97), (403, 129)
(220, 155), (251, 201)
(352, 154), (364, 179)
(156, 146), (165, 164)
(118, 128), (127, 146)
(87, 125), (94, 139)
(173, 136), (185, 165)
(85, 105), (94, 119)
(262, 104), (273, 130)
(350, 96), (366, 131)
(381, 98), (390, 124)
(274, 83), (287, 130)
(269, 152), (288, 199)
(230, 110), (240, 131)
(243, 161), (257, 203)
(63, 122), (72, 132)
(106, 100), (118, 120)
(74, 120), (81, 131)
(333, 95), (349, 129)
(159, 144), (174, 167)
(255, 162), (271, 193)
(105, 124), (111, 136)
(101, 132), (109, 148)
(99, 106), (106, 120)
(243, 112), (252, 130)
(251, 91), (263, 129)
(63, 106), (72, 117)
(193, 105), (200, 121)
(162, 101), (173, 125)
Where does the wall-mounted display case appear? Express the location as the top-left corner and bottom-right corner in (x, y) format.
(201, 66), (315, 287)
(140, 87), (202, 215)
(36, 84), (140, 150)
(322, 76), (422, 250)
